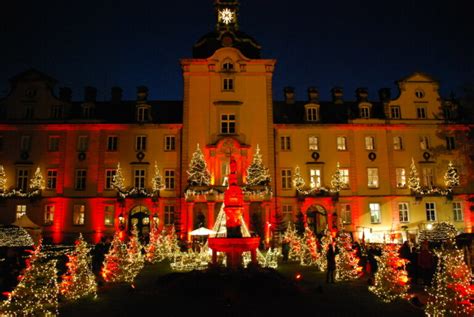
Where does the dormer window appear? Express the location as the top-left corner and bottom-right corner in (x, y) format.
(222, 60), (234, 72)
(82, 104), (94, 118)
(360, 106), (370, 118)
(137, 105), (151, 122)
(51, 105), (63, 119)
(305, 106), (319, 122)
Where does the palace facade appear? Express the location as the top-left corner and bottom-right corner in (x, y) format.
(0, 0), (473, 244)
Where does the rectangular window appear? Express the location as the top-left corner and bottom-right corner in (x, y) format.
(46, 169), (58, 190)
(17, 169), (29, 192)
(422, 167), (435, 187)
(24, 105), (34, 119)
(220, 114), (236, 134)
(51, 105), (63, 119)
(20, 135), (31, 151)
(75, 169), (87, 190)
(340, 168), (350, 188)
(419, 136), (430, 150)
(77, 135), (89, 152)
(107, 136), (118, 152)
(453, 202), (463, 222)
(367, 168), (379, 188)
(425, 202), (436, 221)
(165, 135), (176, 151)
(16, 205), (27, 219)
(308, 136), (319, 151)
(337, 136), (347, 151)
(280, 136), (291, 151)
(306, 107), (319, 121)
(137, 107), (149, 122)
(341, 204), (352, 225)
(446, 136), (456, 150)
(104, 205), (115, 227)
(369, 203), (381, 224)
(105, 169), (116, 190)
(73, 204), (85, 225)
(417, 106), (426, 119)
(365, 136), (375, 150)
(164, 205), (175, 225)
(134, 169), (146, 188)
(360, 107), (370, 118)
(393, 136), (403, 150)
(390, 106), (401, 119)
(48, 136), (60, 152)
(398, 202), (409, 223)
(281, 169), (292, 189)
(223, 78), (234, 91)
(309, 168), (321, 189)
(44, 205), (55, 225)
(443, 107), (453, 120)
(396, 168), (406, 188)
(282, 205), (293, 223)
(135, 135), (147, 151)
(164, 170), (175, 190)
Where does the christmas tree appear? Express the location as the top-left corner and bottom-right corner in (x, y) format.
(151, 161), (165, 194)
(101, 231), (129, 283)
(330, 162), (344, 193)
(408, 158), (421, 193)
(111, 162), (127, 196)
(146, 224), (165, 263)
(369, 243), (410, 303)
(125, 227), (145, 284)
(317, 229), (332, 271)
(60, 233), (97, 301)
(0, 164), (7, 193)
(187, 143), (211, 186)
(335, 232), (362, 281)
(292, 166), (305, 192)
(283, 222), (302, 262)
(425, 247), (473, 317)
(0, 240), (59, 316)
(444, 161), (460, 191)
(246, 144), (271, 186)
(300, 227), (320, 267)
(29, 166), (45, 192)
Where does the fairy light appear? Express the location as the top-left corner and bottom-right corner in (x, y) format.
(335, 232), (362, 281)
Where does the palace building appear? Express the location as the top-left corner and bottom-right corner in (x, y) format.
(0, 0), (472, 244)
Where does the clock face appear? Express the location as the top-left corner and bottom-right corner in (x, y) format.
(219, 8), (234, 24)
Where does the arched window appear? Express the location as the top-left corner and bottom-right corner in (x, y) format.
(222, 59), (234, 71)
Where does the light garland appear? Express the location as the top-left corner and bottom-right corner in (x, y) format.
(335, 232), (362, 281)
(0, 226), (34, 247)
(292, 163), (340, 196)
(299, 227), (321, 267)
(0, 164), (7, 193)
(283, 222), (302, 262)
(418, 222), (458, 242)
(151, 161), (165, 194)
(125, 227), (145, 284)
(408, 158), (460, 196)
(101, 231), (129, 283)
(316, 229), (332, 271)
(111, 162), (160, 199)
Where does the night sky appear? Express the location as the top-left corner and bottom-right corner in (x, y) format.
(1, 0), (472, 101)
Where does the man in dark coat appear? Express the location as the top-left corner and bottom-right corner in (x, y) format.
(326, 242), (337, 283)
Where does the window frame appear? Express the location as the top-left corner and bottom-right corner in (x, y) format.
(220, 113), (236, 134)
(164, 135), (176, 151)
(341, 204), (352, 225)
(340, 168), (350, 189)
(398, 202), (410, 223)
(416, 106), (427, 119)
(135, 135), (147, 152)
(223, 78), (234, 91)
(281, 169), (292, 190)
(73, 204), (85, 226)
(390, 105), (401, 119)
(337, 136), (347, 151)
(393, 136), (403, 150)
(16, 205), (27, 220)
(104, 205), (115, 227)
(365, 136), (375, 151)
(280, 136), (291, 151)
(309, 168), (322, 189)
(75, 169), (87, 191)
(369, 203), (381, 224)
(395, 168), (406, 188)
(44, 204), (55, 226)
(164, 205), (175, 226)
(360, 106), (370, 118)
(46, 169), (58, 190)
(134, 168), (146, 188)
(367, 167), (379, 189)
(106, 135), (118, 152)
(308, 136), (319, 151)
(446, 136), (456, 150)
(306, 107), (319, 122)
(453, 202), (463, 222)
(16, 168), (29, 192)
(48, 136), (60, 152)
(164, 169), (175, 190)
(425, 202), (436, 221)
(77, 135), (89, 152)
(104, 169), (117, 190)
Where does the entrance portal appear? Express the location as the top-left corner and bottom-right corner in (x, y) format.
(306, 205), (327, 236)
(129, 205), (151, 239)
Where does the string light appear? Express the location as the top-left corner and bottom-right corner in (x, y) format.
(335, 232), (362, 281)
(245, 144), (271, 186)
(0, 226), (34, 247)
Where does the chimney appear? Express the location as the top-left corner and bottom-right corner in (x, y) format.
(84, 86), (97, 102)
(111, 86), (123, 103)
(308, 87), (319, 102)
(378, 88), (391, 102)
(356, 88), (369, 102)
(331, 87), (343, 104)
(59, 87), (72, 102)
(284, 86), (295, 104)
(137, 86), (148, 103)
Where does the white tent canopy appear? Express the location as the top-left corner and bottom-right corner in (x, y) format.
(12, 215), (41, 229)
(189, 227), (217, 236)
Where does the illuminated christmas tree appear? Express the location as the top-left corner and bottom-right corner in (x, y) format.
(317, 229), (332, 271)
(283, 222), (302, 261)
(330, 162), (343, 193)
(300, 227), (320, 267)
(335, 232), (362, 281)
(0, 164), (7, 193)
(246, 144), (271, 186)
(408, 158), (421, 193)
(187, 143), (211, 186)
(163, 226), (181, 259)
(425, 247), (473, 317)
(444, 161), (460, 191)
(292, 166), (305, 191)
(60, 233), (97, 301)
(0, 240), (59, 316)
(145, 224), (165, 263)
(151, 161), (165, 194)
(369, 243), (409, 303)
(125, 227), (145, 283)
(29, 166), (45, 192)
(101, 231), (129, 283)
(111, 162), (127, 196)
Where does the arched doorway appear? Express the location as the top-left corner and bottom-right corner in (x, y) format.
(193, 203), (207, 229)
(129, 205), (151, 239)
(306, 205), (327, 236)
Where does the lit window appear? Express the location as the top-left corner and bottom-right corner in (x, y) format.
(369, 203), (381, 224)
(164, 205), (175, 225)
(220, 114), (236, 134)
(104, 205), (115, 227)
(308, 136), (319, 151)
(396, 168), (406, 188)
(77, 136), (89, 152)
(416, 106), (426, 119)
(136, 135), (147, 151)
(75, 169), (87, 190)
(48, 136), (60, 152)
(306, 107), (319, 121)
(360, 106), (370, 118)
(223, 78), (234, 91)
(282, 205), (293, 223)
(365, 136), (375, 150)
(309, 168), (321, 189)
(337, 136), (347, 151)
(367, 168), (379, 188)
(17, 169), (29, 192)
(453, 202), (463, 222)
(20, 135), (31, 151)
(134, 169), (146, 188)
(105, 169), (116, 190)
(341, 204), (351, 225)
(165, 135), (176, 151)
(16, 205), (27, 219)
(46, 169), (58, 190)
(422, 167), (434, 187)
(446, 136), (456, 150)
(164, 170), (175, 190)
(393, 136), (403, 150)
(280, 136), (291, 151)
(281, 169), (292, 189)
(107, 136), (118, 151)
(340, 168), (350, 188)
(44, 205), (55, 225)
(390, 106), (401, 119)
(398, 202), (409, 223)
(73, 204), (85, 225)
(425, 202), (436, 221)
(419, 136), (430, 150)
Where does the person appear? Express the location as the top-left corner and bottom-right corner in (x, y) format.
(417, 240), (434, 285)
(326, 242), (336, 283)
(281, 240), (290, 262)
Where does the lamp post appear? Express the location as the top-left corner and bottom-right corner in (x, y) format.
(118, 213), (125, 231)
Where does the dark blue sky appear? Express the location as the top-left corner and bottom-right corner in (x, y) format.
(1, 0), (473, 101)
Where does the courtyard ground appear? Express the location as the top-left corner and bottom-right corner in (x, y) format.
(59, 260), (425, 317)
